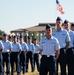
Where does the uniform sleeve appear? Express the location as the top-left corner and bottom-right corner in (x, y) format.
(9, 42), (12, 49)
(73, 33), (74, 46)
(55, 38), (60, 50)
(39, 39), (43, 50)
(65, 31), (71, 42)
(18, 43), (22, 50)
(32, 44), (35, 51)
(25, 43), (28, 50)
(38, 45), (40, 51)
(0, 42), (4, 49)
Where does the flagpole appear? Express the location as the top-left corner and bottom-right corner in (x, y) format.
(55, 0), (57, 27)
(55, 1), (57, 21)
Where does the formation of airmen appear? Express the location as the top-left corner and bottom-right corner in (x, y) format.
(0, 33), (40, 75)
(0, 17), (74, 75)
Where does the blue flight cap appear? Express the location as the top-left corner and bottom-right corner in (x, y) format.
(3, 33), (8, 36)
(56, 17), (62, 21)
(9, 36), (12, 39)
(71, 23), (74, 26)
(46, 24), (52, 29)
(13, 35), (17, 38)
(20, 36), (23, 38)
(28, 36), (32, 39)
(64, 20), (69, 24)
(34, 38), (37, 41)
(17, 36), (20, 39)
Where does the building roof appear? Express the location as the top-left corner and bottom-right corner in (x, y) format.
(25, 23), (55, 31)
(10, 23), (55, 33)
(39, 23), (55, 26)
(11, 28), (27, 33)
(25, 25), (45, 31)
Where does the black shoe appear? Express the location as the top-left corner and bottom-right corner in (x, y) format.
(7, 73), (10, 75)
(31, 70), (34, 72)
(11, 73), (13, 75)
(17, 73), (20, 75)
(7, 74), (10, 75)
(0, 73), (2, 75)
(26, 70), (28, 72)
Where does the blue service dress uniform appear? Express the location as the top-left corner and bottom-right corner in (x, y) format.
(34, 44), (40, 72)
(52, 28), (70, 75)
(11, 42), (22, 75)
(66, 29), (74, 75)
(20, 42), (28, 74)
(26, 43), (35, 72)
(2, 40), (12, 75)
(0, 41), (4, 75)
(39, 36), (60, 75)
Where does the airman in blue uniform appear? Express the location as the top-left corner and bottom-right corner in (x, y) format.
(52, 17), (70, 75)
(0, 36), (4, 75)
(39, 24), (60, 75)
(2, 33), (12, 75)
(63, 20), (74, 75)
(20, 36), (28, 74)
(33, 38), (40, 72)
(26, 36), (35, 72)
(11, 36), (22, 75)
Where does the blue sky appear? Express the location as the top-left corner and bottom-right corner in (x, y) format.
(0, 0), (74, 33)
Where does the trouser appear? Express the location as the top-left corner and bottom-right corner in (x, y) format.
(66, 47), (74, 75)
(39, 55), (56, 75)
(26, 51), (34, 72)
(20, 51), (26, 74)
(56, 48), (66, 75)
(2, 52), (10, 75)
(10, 52), (20, 75)
(0, 52), (4, 75)
(34, 53), (40, 72)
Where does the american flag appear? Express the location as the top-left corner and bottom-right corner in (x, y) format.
(56, 0), (65, 14)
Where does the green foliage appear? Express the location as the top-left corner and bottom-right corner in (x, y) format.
(0, 30), (5, 36)
(28, 31), (39, 42)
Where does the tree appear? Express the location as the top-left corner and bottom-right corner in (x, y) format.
(28, 31), (39, 42)
(0, 30), (5, 36)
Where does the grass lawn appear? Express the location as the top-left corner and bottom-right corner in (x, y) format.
(4, 61), (68, 75)
(13, 63), (68, 75)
